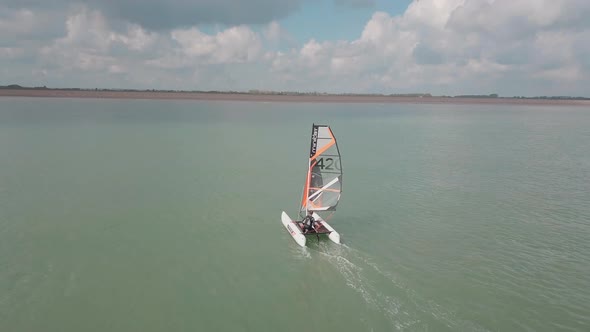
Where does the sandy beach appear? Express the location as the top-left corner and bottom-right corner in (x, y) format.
(1, 89), (589, 106)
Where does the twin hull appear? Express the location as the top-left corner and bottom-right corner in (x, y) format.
(281, 211), (340, 247)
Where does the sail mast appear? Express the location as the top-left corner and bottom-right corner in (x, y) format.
(300, 123), (315, 217)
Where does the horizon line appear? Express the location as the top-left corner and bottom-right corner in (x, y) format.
(1, 84), (589, 100)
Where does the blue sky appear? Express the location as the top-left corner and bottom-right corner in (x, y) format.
(279, 0), (412, 43)
(1, 0), (589, 96)
(198, 1), (412, 46)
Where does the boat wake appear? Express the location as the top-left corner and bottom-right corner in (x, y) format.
(312, 243), (488, 331)
(310, 243), (418, 330)
(289, 244), (311, 260)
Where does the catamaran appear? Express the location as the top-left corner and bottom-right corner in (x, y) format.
(281, 124), (343, 247)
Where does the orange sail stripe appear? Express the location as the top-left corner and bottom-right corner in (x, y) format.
(311, 140), (334, 161)
(308, 200), (319, 209)
(301, 159), (318, 208)
(301, 169), (310, 207)
(311, 127), (336, 160)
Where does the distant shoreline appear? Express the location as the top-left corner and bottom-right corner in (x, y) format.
(1, 89), (590, 106)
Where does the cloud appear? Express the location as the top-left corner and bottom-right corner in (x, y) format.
(163, 25), (262, 65)
(264, 21), (283, 42)
(7, 5), (271, 90)
(2, 0), (590, 96)
(0, 47), (24, 59)
(0, 0), (303, 30)
(0, 7), (65, 41)
(265, 0), (590, 95)
(38, 7), (161, 80)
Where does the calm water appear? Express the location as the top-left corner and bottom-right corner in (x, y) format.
(1, 98), (589, 331)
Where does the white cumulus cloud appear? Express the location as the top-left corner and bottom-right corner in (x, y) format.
(1, 0), (590, 96)
(263, 0), (590, 95)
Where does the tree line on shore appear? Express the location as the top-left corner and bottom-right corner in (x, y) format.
(1, 84), (588, 100)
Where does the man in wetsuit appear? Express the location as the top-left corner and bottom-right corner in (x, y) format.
(301, 210), (316, 234)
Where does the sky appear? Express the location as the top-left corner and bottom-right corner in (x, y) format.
(1, 0), (589, 96)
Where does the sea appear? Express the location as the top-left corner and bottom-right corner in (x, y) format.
(1, 97), (589, 331)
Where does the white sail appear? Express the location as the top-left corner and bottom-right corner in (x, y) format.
(300, 124), (343, 218)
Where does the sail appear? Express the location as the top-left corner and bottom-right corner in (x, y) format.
(300, 124), (342, 217)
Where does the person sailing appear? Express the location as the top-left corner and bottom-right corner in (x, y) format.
(301, 210), (316, 234)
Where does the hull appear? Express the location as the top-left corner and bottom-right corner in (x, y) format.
(281, 211), (341, 247)
(281, 211), (306, 247)
(313, 212), (341, 244)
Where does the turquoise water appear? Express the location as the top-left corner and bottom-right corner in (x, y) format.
(1, 98), (589, 331)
